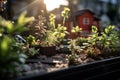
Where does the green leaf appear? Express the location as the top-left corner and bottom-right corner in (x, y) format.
(53, 32), (59, 36)
(18, 54), (27, 63)
(18, 11), (32, 26)
(109, 25), (115, 30)
(1, 36), (11, 53)
(92, 26), (98, 33)
(105, 28), (109, 33)
(18, 11), (26, 24)
(6, 21), (14, 33)
(60, 33), (66, 38)
(61, 7), (70, 18)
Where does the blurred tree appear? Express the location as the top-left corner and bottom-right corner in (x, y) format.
(107, 1), (118, 22)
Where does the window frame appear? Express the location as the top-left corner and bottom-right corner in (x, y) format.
(83, 18), (90, 25)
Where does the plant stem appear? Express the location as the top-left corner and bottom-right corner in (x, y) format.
(63, 17), (65, 26)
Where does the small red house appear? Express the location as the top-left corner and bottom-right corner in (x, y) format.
(67, 9), (100, 38)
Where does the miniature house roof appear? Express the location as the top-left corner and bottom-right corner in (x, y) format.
(74, 9), (100, 21)
(75, 9), (94, 16)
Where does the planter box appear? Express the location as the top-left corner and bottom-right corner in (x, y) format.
(16, 56), (120, 80)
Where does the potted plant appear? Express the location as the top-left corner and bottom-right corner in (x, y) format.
(39, 8), (70, 57)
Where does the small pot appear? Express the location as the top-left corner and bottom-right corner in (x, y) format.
(40, 46), (56, 57)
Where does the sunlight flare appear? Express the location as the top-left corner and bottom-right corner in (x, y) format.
(44, 0), (68, 11)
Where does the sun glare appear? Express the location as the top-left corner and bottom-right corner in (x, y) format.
(44, 0), (68, 11)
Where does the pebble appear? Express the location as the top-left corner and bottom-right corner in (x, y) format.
(86, 58), (95, 62)
(20, 64), (31, 72)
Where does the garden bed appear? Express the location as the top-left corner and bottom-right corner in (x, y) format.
(9, 46), (119, 80)
(1, 6), (120, 80)
(15, 54), (120, 80)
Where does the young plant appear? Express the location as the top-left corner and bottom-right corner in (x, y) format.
(71, 26), (82, 38)
(26, 35), (36, 46)
(69, 26), (83, 53)
(61, 7), (70, 26)
(0, 12), (31, 78)
(67, 53), (78, 65)
(87, 26), (99, 47)
(53, 24), (69, 43)
(71, 26), (82, 34)
(24, 47), (39, 58)
(26, 15), (47, 39)
(68, 40), (81, 65)
(87, 25), (120, 56)
(67, 21), (83, 65)
(85, 47), (101, 58)
(76, 37), (88, 46)
(40, 7), (70, 47)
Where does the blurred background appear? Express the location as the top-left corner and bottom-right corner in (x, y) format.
(0, 0), (120, 30)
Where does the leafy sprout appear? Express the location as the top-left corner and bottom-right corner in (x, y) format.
(49, 13), (56, 30)
(61, 7), (70, 18)
(87, 25), (120, 55)
(71, 26), (82, 34)
(40, 7), (70, 47)
(61, 7), (70, 26)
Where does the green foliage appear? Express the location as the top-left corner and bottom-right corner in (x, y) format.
(61, 7), (70, 26)
(61, 7), (70, 18)
(71, 26), (82, 34)
(87, 26), (99, 47)
(68, 25), (120, 58)
(4, 12), (31, 35)
(100, 25), (119, 48)
(68, 39), (83, 54)
(0, 12), (31, 77)
(76, 37), (88, 46)
(41, 30), (57, 46)
(68, 40), (77, 54)
(71, 26), (82, 38)
(85, 47), (101, 57)
(26, 15), (47, 39)
(68, 39), (80, 65)
(87, 25), (120, 55)
(67, 53), (78, 65)
(40, 7), (70, 47)
(24, 47), (39, 58)
(49, 13), (56, 30)
(92, 25), (98, 33)
(53, 24), (69, 42)
(26, 35), (36, 45)
(25, 35), (39, 58)
(67, 22), (83, 65)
